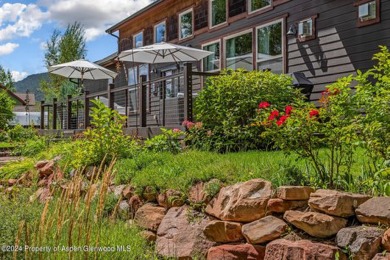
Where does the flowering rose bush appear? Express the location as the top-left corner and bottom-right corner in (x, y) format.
(191, 69), (304, 152)
(257, 76), (358, 188)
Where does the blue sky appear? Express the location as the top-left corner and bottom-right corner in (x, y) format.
(0, 0), (153, 81)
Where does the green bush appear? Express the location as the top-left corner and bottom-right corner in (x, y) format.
(144, 128), (184, 154)
(8, 124), (38, 142)
(13, 137), (47, 157)
(189, 69), (303, 152)
(0, 89), (14, 130)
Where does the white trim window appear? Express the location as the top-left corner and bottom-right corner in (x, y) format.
(248, 0), (272, 13)
(358, 1), (377, 21)
(256, 19), (284, 74)
(209, 0), (227, 28)
(298, 18), (313, 38)
(179, 9), (193, 39)
(224, 30), (253, 71)
(154, 21), (166, 43)
(133, 32), (143, 48)
(202, 40), (221, 72)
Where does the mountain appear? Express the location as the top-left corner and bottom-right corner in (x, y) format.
(14, 72), (49, 102)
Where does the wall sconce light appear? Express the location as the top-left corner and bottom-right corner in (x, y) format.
(287, 24), (297, 37)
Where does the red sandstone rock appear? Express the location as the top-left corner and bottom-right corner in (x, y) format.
(356, 197), (390, 225)
(34, 160), (49, 169)
(140, 230), (157, 242)
(242, 216), (288, 244)
(264, 239), (346, 260)
(157, 189), (185, 209)
(7, 179), (17, 186)
(135, 203), (166, 231)
(373, 253), (390, 260)
(382, 228), (390, 252)
(189, 182), (210, 204)
(277, 186), (314, 201)
(122, 186), (134, 200)
(205, 179), (272, 222)
(156, 206), (216, 258)
(266, 198), (308, 213)
(203, 220), (243, 243)
(336, 226), (384, 260)
(309, 189), (371, 217)
(128, 195), (143, 216)
(283, 210), (347, 238)
(207, 244), (265, 260)
(38, 160), (55, 177)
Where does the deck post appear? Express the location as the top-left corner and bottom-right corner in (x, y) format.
(108, 83), (115, 110)
(40, 101), (45, 129)
(139, 75), (147, 127)
(52, 98), (57, 130)
(84, 91), (90, 129)
(67, 95), (72, 129)
(183, 63), (193, 122)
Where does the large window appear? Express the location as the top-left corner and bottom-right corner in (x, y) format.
(202, 41), (221, 72)
(128, 64), (149, 112)
(154, 21), (166, 43)
(209, 0), (227, 28)
(225, 31), (253, 71)
(179, 9), (193, 39)
(133, 32), (143, 48)
(257, 20), (283, 74)
(249, 0), (272, 13)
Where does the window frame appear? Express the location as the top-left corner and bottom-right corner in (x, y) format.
(209, 0), (228, 29)
(355, 0), (380, 27)
(223, 29), (254, 71)
(133, 31), (144, 48)
(248, 0), (273, 15)
(297, 14), (318, 42)
(178, 8), (194, 40)
(201, 39), (222, 72)
(255, 18), (285, 74)
(154, 20), (166, 43)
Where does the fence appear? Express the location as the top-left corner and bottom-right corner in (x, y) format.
(40, 63), (218, 135)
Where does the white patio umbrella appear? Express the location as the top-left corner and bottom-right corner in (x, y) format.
(117, 42), (213, 64)
(48, 59), (117, 87)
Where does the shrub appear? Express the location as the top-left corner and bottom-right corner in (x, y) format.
(144, 128), (184, 154)
(8, 124), (38, 142)
(257, 76), (358, 188)
(13, 137), (47, 157)
(0, 89), (14, 130)
(190, 69), (303, 152)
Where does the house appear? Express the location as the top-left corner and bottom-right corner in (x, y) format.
(42, 0), (390, 132)
(105, 0), (390, 101)
(0, 85), (40, 126)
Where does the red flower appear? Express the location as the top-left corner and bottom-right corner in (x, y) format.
(309, 109), (319, 118)
(182, 120), (195, 129)
(258, 101), (270, 109)
(268, 110), (279, 121)
(285, 105), (293, 115)
(277, 115), (289, 126)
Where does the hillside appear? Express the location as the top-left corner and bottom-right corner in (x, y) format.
(14, 72), (49, 102)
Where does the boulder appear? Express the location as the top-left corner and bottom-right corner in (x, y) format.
(122, 186), (134, 200)
(266, 198), (308, 213)
(382, 228), (390, 251)
(189, 182), (210, 204)
(283, 210), (347, 238)
(309, 189), (371, 217)
(134, 203), (166, 231)
(277, 186), (314, 201)
(242, 216), (288, 244)
(156, 206), (216, 259)
(118, 201), (130, 220)
(265, 239), (346, 260)
(128, 195), (143, 216)
(113, 185), (126, 198)
(207, 244), (265, 260)
(356, 197), (390, 225)
(336, 226), (384, 260)
(205, 179), (272, 222)
(203, 221), (243, 243)
(8, 179), (17, 186)
(157, 189), (185, 208)
(140, 230), (157, 242)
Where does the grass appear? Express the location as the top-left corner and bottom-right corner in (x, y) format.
(0, 142), (15, 149)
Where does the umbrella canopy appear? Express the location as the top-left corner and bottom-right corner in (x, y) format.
(118, 42), (213, 64)
(48, 59), (117, 81)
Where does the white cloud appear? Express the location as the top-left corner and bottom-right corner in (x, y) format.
(41, 0), (153, 41)
(11, 70), (28, 82)
(0, 42), (18, 55)
(0, 3), (49, 41)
